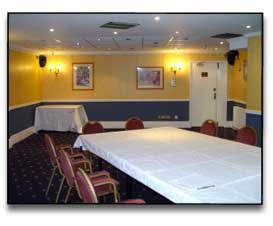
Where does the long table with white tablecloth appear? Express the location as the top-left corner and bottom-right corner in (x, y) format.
(73, 127), (261, 203)
(34, 105), (88, 133)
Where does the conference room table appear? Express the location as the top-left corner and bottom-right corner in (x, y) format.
(34, 105), (88, 133)
(73, 127), (261, 204)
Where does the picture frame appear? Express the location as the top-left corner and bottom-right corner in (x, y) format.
(72, 63), (94, 90)
(136, 66), (164, 89)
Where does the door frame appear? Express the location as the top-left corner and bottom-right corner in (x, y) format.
(189, 60), (228, 127)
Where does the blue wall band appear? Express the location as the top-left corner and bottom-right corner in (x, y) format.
(43, 101), (189, 121)
(9, 101), (189, 136)
(9, 103), (41, 137)
(9, 101), (262, 147)
(246, 113), (262, 147)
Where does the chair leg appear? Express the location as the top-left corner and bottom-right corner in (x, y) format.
(75, 180), (82, 199)
(55, 176), (65, 203)
(64, 186), (72, 203)
(113, 190), (120, 203)
(102, 195), (106, 203)
(45, 166), (57, 196)
(117, 190), (120, 203)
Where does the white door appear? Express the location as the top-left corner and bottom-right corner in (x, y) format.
(190, 62), (227, 127)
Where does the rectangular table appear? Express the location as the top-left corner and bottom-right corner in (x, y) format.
(34, 105), (88, 133)
(74, 127), (261, 203)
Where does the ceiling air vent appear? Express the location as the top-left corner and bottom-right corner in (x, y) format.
(211, 33), (243, 39)
(100, 22), (140, 29)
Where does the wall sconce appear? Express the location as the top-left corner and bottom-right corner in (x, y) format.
(48, 64), (61, 76)
(169, 63), (182, 87)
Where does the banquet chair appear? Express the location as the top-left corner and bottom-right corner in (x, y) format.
(44, 134), (90, 202)
(76, 168), (145, 204)
(58, 149), (120, 203)
(235, 126), (257, 146)
(200, 119), (218, 136)
(125, 117), (144, 130)
(82, 121), (104, 134)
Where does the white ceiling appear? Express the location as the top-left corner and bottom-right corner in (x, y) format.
(9, 13), (262, 54)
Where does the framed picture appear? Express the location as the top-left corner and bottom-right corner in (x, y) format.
(136, 66), (164, 89)
(72, 63), (94, 90)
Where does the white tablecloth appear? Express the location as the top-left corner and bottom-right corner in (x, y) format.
(34, 105), (88, 133)
(74, 127), (261, 203)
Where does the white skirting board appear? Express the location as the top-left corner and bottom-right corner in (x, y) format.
(9, 126), (35, 149)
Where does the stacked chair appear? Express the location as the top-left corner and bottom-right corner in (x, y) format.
(58, 149), (119, 203)
(76, 168), (145, 204)
(44, 134), (88, 202)
(44, 134), (118, 203)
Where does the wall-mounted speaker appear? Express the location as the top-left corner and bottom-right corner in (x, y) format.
(39, 55), (47, 67)
(225, 50), (239, 66)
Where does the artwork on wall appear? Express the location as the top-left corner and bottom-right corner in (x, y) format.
(72, 63), (94, 90)
(136, 66), (164, 89)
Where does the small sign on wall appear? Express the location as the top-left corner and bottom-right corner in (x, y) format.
(201, 72), (208, 77)
(170, 78), (176, 87)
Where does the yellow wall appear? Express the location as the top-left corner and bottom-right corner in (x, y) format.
(247, 36), (262, 111)
(9, 50), (41, 106)
(41, 53), (225, 100)
(228, 49), (247, 102)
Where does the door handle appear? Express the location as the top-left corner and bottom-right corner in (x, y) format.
(213, 92), (216, 99)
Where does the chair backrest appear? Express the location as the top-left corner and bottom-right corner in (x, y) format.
(235, 126), (257, 145)
(200, 119), (218, 136)
(58, 149), (76, 187)
(44, 134), (59, 167)
(125, 117), (144, 130)
(82, 121), (104, 134)
(76, 168), (98, 203)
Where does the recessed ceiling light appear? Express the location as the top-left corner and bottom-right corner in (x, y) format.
(220, 41), (224, 45)
(49, 28), (54, 32)
(154, 16), (160, 21)
(97, 38), (101, 41)
(175, 31), (180, 34)
(76, 42), (80, 46)
(246, 25), (252, 29)
(55, 39), (62, 43)
(113, 31), (118, 35)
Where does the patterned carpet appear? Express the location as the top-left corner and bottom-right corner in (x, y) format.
(8, 131), (172, 204)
